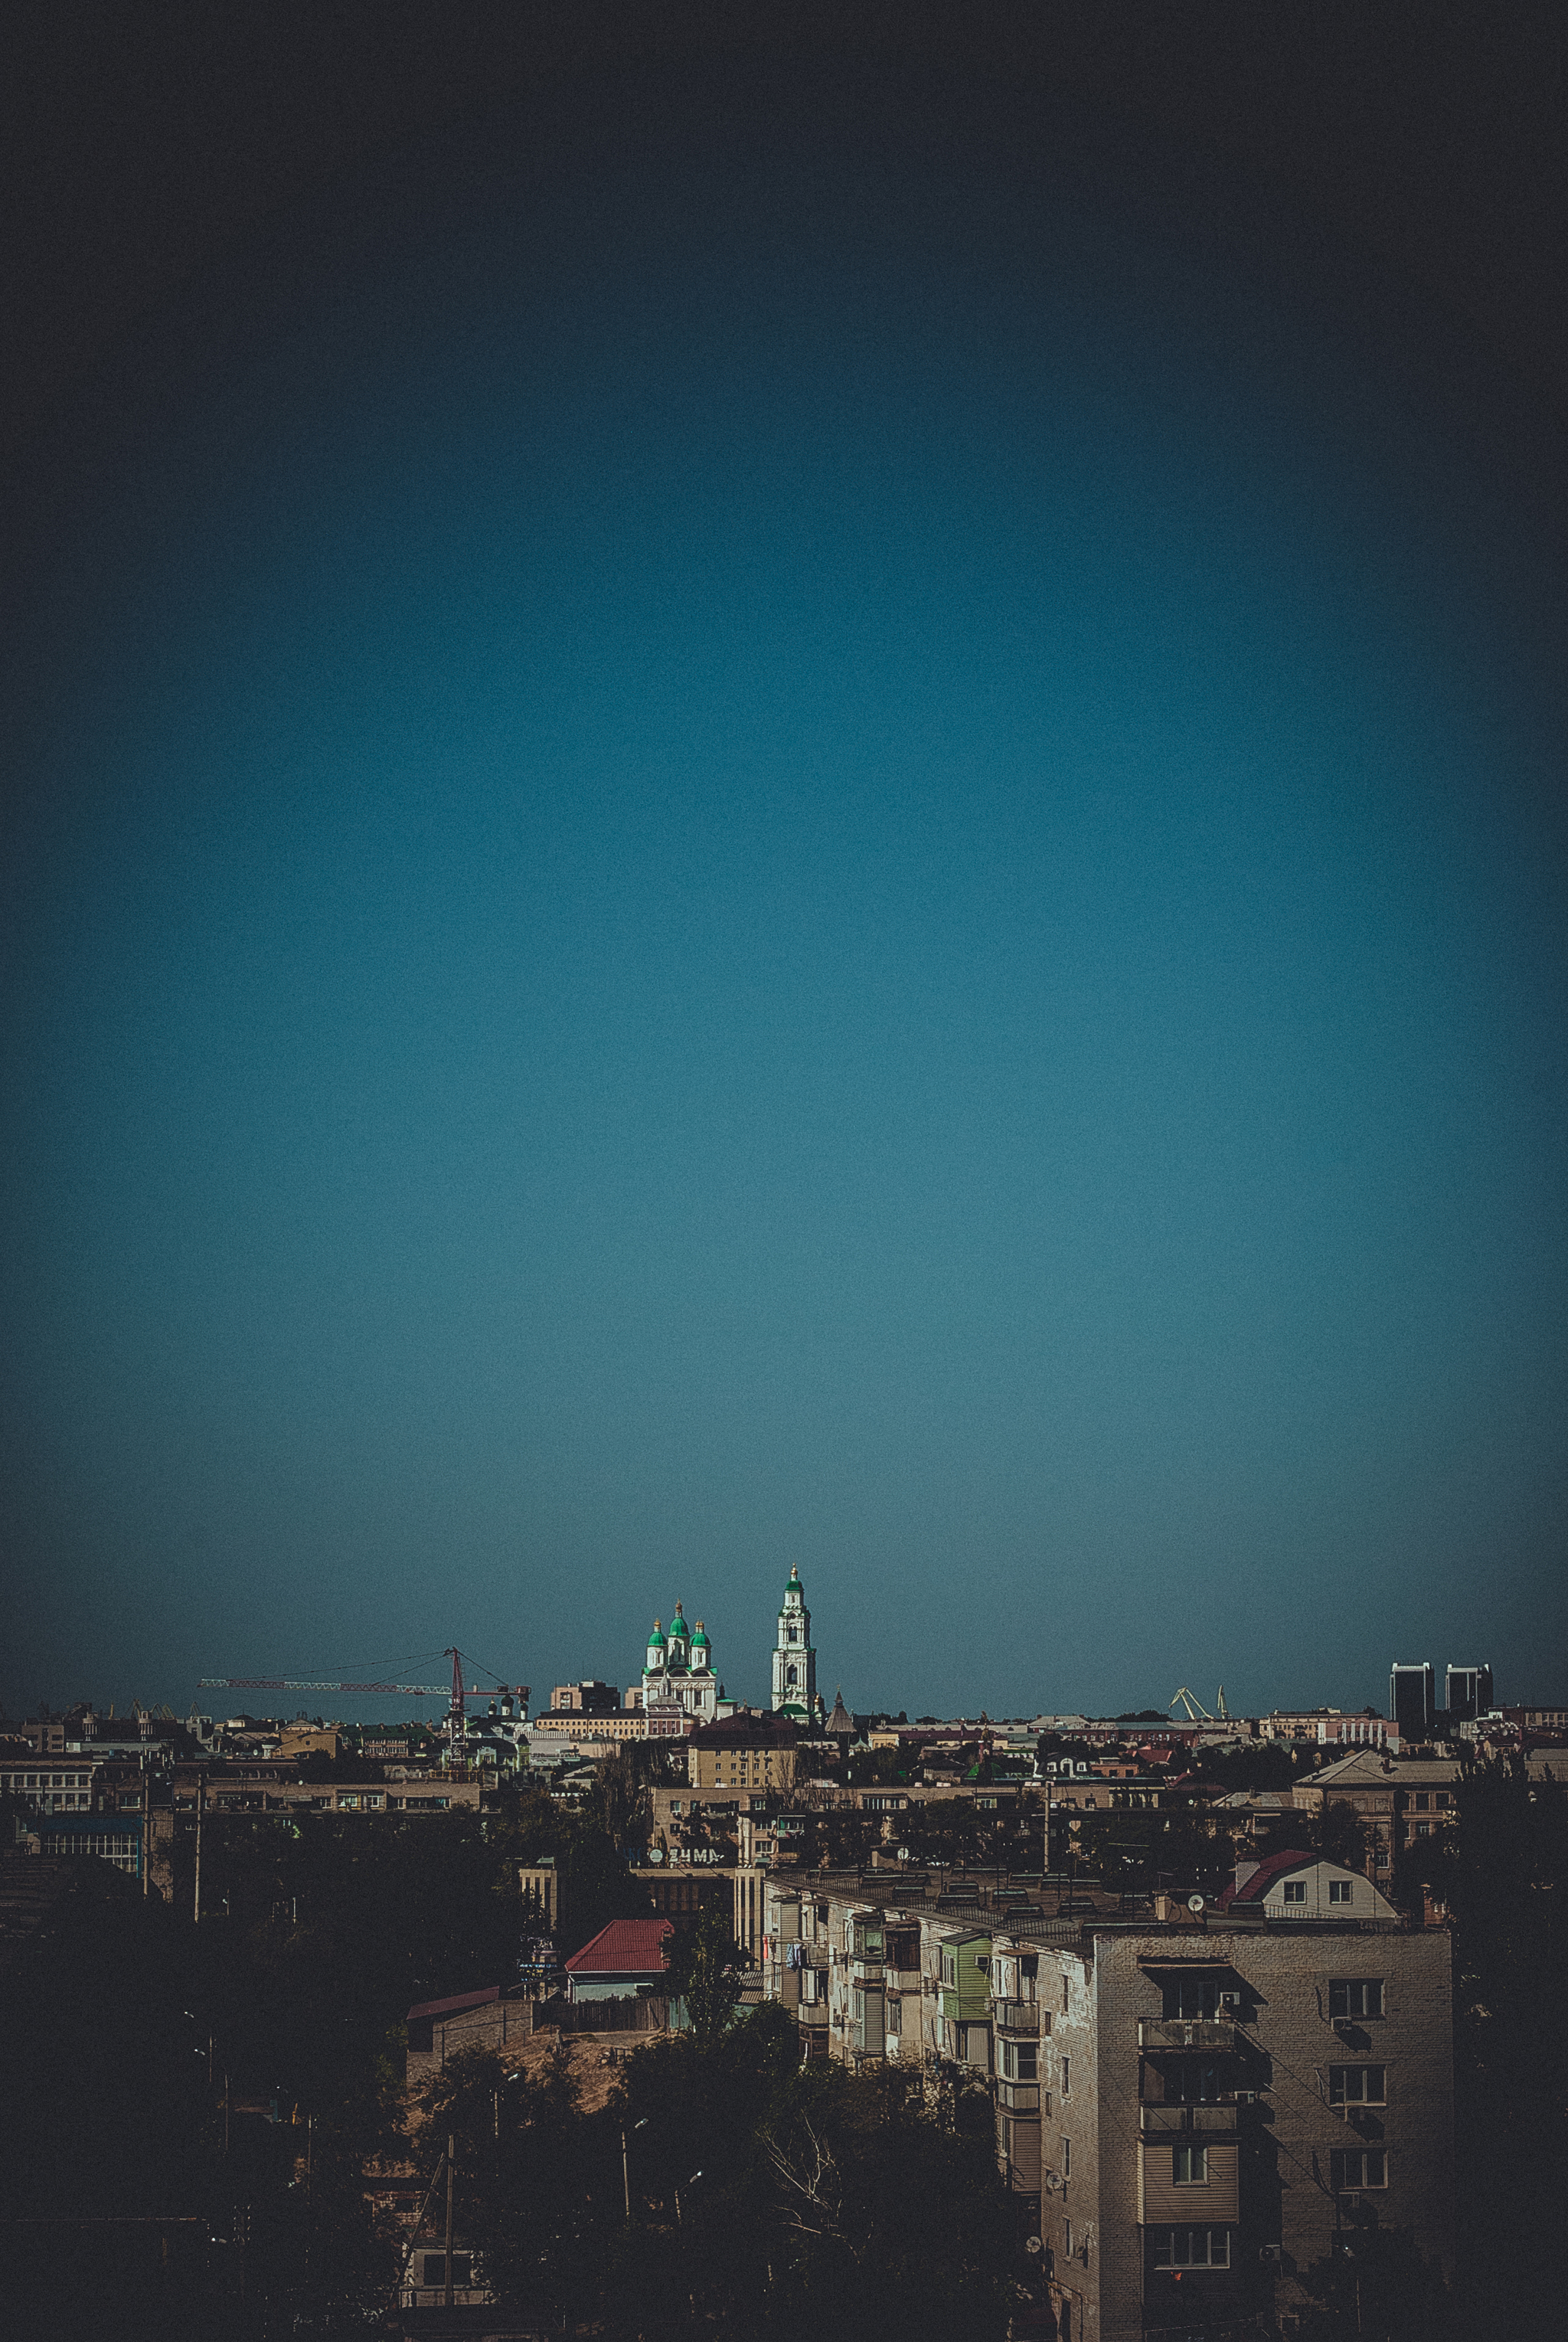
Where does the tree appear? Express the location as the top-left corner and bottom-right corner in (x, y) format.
(662, 1896), (749, 2049)
(1193, 1739), (1295, 1793)
(1290, 2220), (1455, 2342)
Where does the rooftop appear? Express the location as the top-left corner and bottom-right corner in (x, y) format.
(405, 1985), (501, 2023)
(1217, 1849), (1319, 1909)
(690, 1714), (800, 1748)
(564, 1918), (673, 1976)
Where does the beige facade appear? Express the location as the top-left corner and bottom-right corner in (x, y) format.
(276, 1724), (342, 1759)
(1035, 1922), (1454, 2342)
(518, 1859), (560, 1931)
(687, 1729), (798, 1792)
(1295, 1751), (1465, 1876)
(532, 1712), (647, 1745)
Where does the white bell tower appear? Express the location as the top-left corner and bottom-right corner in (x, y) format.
(771, 1567), (817, 1721)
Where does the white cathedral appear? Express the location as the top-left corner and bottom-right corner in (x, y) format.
(635, 1568), (825, 1732)
(640, 1604), (724, 1732)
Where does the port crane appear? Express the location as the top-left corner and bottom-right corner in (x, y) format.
(1170, 1685), (1230, 1723)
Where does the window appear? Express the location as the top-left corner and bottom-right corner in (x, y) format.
(1329, 2066), (1386, 2106)
(1328, 1879), (1352, 1905)
(1000, 2039), (1037, 2082)
(1063, 2219), (1072, 2258)
(1061, 2056), (1070, 2096)
(1063, 2135), (1071, 2177)
(1151, 2227), (1230, 2269)
(1167, 2059), (1221, 2105)
(1168, 1975), (1222, 2020)
(887, 1996), (902, 2034)
(1435, 1791), (1451, 1810)
(1413, 1792), (1429, 1811)
(1173, 2144), (1209, 2185)
(1282, 1880), (1306, 1903)
(1331, 2148), (1387, 2189)
(1329, 1980), (1383, 2020)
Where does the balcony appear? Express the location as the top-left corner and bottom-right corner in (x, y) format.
(991, 1997), (1040, 2035)
(1138, 2103), (1240, 2138)
(850, 1958), (885, 1985)
(997, 2079), (1040, 2115)
(1138, 2019), (1240, 2053)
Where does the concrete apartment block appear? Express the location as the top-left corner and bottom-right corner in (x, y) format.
(1037, 1923), (1453, 2342)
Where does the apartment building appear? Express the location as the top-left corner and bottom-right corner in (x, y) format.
(688, 1714), (800, 1791)
(1294, 1751), (1464, 1877)
(0, 1756), (103, 1814)
(1034, 1900), (1452, 2342)
(761, 1875), (1004, 2077)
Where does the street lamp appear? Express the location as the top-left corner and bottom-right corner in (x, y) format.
(621, 2118), (648, 2222)
(493, 2069), (524, 2140)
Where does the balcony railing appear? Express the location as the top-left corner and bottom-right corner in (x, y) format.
(1138, 2102), (1240, 2136)
(850, 1958), (884, 1985)
(991, 1997), (1040, 2034)
(1138, 2018), (1240, 2053)
(997, 2079), (1041, 2114)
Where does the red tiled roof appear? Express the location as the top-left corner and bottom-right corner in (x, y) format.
(407, 1985), (501, 2022)
(564, 1919), (672, 1975)
(1217, 1850), (1318, 1909)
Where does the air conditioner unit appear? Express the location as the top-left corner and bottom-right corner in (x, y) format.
(1259, 2244), (1282, 2263)
(1218, 1991), (1242, 2013)
(1234, 2089), (1259, 2104)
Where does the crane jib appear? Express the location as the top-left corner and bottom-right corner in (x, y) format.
(196, 1678), (449, 1693)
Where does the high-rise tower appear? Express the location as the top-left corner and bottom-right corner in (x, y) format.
(771, 1566), (818, 1722)
(1390, 1661), (1434, 1742)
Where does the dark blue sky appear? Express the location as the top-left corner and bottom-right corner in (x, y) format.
(3, 53), (1564, 1722)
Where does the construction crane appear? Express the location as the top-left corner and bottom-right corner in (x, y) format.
(1170, 1686), (1230, 1723)
(198, 1676), (449, 1696)
(198, 1648), (525, 1755)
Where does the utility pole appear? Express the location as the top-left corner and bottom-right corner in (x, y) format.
(443, 2134), (456, 2310)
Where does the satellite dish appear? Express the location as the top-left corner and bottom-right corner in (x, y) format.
(1187, 1893), (1206, 1913)
(1024, 2236), (1043, 2255)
